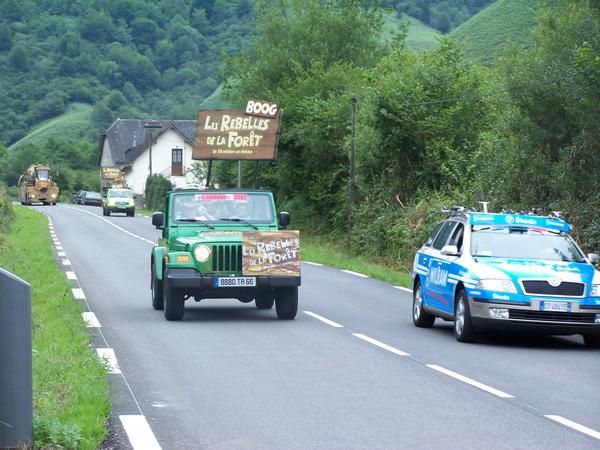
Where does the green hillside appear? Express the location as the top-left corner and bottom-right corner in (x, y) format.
(383, 13), (441, 51)
(9, 103), (93, 150)
(451, 0), (556, 64)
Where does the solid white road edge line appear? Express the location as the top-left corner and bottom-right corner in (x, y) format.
(82, 312), (101, 328)
(545, 415), (600, 440)
(426, 364), (514, 398)
(352, 333), (410, 356)
(119, 415), (162, 450)
(96, 348), (121, 374)
(66, 271), (77, 280)
(341, 269), (368, 278)
(72, 288), (85, 300)
(304, 261), (323, 266)
(64, 206), (154, 245)
(393, 286), (412, 293)
(303, 310), (344, 328)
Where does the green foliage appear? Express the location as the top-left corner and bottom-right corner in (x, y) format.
(451, 0), (557, 64)
(0, 182), (15, 232)
(0, 0), (256, 146)
(34, 416), (83, 449)
(144, 174), (173, 210)
(392, 0), (495, 32)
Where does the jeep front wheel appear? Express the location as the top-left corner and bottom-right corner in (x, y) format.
(275, 287), (298, 320)
(163, 276), (185, 321)
(151, 265), (164, 310)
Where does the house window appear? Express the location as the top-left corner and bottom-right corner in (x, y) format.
(171, 149), (183, 176)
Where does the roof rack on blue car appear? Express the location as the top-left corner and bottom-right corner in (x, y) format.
(469, 213), (571, 233)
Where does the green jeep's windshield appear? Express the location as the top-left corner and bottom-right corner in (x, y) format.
(172, 192), (274, 224)
(471, 227), (586, 262)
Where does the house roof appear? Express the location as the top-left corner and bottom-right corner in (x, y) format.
(97, 119), (197, 166)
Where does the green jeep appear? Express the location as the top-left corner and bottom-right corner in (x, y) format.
(150, 188), (301, 321)
(103, 188), (135, 217)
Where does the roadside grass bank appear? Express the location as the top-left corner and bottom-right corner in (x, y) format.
(0, 206), (109, 449)
(300, 234), (412, 288)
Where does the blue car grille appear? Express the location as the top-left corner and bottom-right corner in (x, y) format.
(211, 245), (242, 272)
(509, 310), (595, 323)
(521, 280), (584, 297)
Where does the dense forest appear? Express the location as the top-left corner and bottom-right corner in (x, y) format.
(0, 0), (256, 145)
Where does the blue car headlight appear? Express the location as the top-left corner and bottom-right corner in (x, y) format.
(476, 279), (517, 293)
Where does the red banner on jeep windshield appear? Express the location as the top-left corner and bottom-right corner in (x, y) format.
(195, 193), (248, 201)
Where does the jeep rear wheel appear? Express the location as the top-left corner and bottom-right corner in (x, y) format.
(454, 289), (478, 343)
(275, 287), (298, 320)
(151, 266), (164, 310)
(255, 294), (275, 310)
(413, 280), (435, 328)
(163, 276), (185, 321)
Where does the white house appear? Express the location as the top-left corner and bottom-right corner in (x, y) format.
(97, 119), (205, 198)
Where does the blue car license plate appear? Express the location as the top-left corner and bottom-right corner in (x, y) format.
(540, 301), (571, 312)
(214, 277), (256, 288)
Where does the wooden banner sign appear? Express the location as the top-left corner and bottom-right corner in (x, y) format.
(101, 166), (121, 180)
(242, 230), (300, 276)
(193, 108), (282, 160)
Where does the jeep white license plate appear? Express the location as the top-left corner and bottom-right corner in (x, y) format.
(540, 301), (571, 312)
(214, 277), (256, 288)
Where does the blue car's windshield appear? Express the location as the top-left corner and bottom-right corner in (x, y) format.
(471, 227), (586, 262)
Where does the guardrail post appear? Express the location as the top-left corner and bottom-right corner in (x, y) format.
(0, 267), (32, 450)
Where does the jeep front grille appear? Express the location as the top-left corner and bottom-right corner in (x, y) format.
(521, 280), (584, 297)
(212, 245), (242, 272)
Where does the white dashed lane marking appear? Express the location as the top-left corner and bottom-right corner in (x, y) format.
(119, 415), (162, 450)
(341, 269), (368, 278)
(96, 348), (121, 374)
(58, 251), (66, 257)
(393, 286), (412, 293)
(427, 364), (514, 398)
(66, 271), (77, 280)
(353, 333), (410, 356)
(61, 259), (71, 266)
(545, 415), (600, 440)
(82, 312), (101, 328)
(303, 311), (344, 328)
(72, 288), (86, 299)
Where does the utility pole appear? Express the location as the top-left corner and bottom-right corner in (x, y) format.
(348, 96), (357, 230)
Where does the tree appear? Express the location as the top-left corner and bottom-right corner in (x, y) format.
(9, 44), (29, 70)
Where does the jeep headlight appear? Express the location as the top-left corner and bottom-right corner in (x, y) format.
(193, 245), (211, 262)
(591, 285), (600, 297)
(476, 279), (517, 293)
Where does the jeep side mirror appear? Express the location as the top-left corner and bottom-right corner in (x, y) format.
(152, 212), (164, 229)
(441, 245), (460, 257)
(588, 253), (600, 264)
(279, 211), (290, 229)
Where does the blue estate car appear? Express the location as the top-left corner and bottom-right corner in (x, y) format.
(412, 209), (600, 347)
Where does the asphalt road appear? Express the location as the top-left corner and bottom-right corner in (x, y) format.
(41, 204), (600, 449)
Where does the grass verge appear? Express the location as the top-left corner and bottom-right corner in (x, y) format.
(0, 206), (110, 450)
(300, 234), (412, 288)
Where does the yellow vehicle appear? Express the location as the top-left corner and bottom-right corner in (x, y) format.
(17, 164), (60, 205)
(103, 188), (135, 217)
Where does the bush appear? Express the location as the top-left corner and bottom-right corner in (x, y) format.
(0, 182), (15, 232)
(34, 416), (83, 449)
(144, 174), (173, 211)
